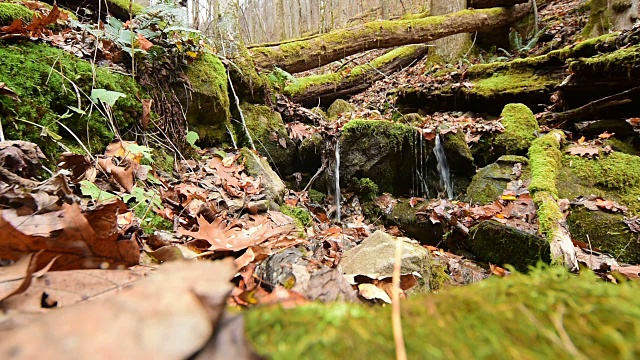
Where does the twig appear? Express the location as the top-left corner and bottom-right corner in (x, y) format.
(303, 160), (328, 192)
(227, 69), (256, 151)
(392, 237), (407, 360)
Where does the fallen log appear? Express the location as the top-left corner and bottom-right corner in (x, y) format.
(250, 4), (532, 73)
(540, 86), (640, 127)
(43, 0), (143, 20)
(469, 0), (529, 9)
(528, 131), (578, 272)
(284, 45), (429, 107)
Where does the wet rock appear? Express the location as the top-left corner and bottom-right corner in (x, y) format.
(340, 230), (432, 291)
(443, 131), (475, 177)
(575, 119), (636, 139)
(465, 155), (529, 204)
(256, 248), (358, 302)
(397, 113), (423, 125)
(467, 220), (551, 272)
(326, 99), (354, 118)
(240, 148), (286, 203)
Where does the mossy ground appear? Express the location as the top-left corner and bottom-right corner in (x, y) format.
(280, 205), (312, 234)
(0, 42), (142, 163)
(246, 266), (640, 359)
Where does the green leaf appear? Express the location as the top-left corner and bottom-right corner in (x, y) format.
(91, 89), (126, 107)
(80, 181), (119, 201)
(186, 131), (199, 147)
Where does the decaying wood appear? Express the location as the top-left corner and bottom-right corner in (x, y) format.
(535, 191), (579, 272)
(250, 4), (532, 73)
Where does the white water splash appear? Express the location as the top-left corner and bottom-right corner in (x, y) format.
(433, 134), (454, 200)
(334, 140), (341, 222)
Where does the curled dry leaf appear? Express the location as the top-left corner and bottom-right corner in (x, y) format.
(0, 259), (236, 360)
(0, 200), (140, 270)
(0, 253), (40, 302)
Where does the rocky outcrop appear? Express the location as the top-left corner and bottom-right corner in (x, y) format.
(465, 155), (529, 204)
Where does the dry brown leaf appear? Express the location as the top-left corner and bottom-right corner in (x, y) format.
(136, 33), (154, 51)
(98, 157), (135, 191)
(598, 131), (615, 139)
(567, 145), (600, 158)
(0, 200), (140, 270)
(0, 259), (236, 359)
(0, 253), (40, 302)
(0, 82), (20, 102)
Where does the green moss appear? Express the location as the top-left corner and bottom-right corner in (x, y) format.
(0, 42), (142, 163)
(184, 53), (231, 146)
(528, 131), (563, 196)
(563, 152), (640, 214)
(534, 191), (565, 242)
(568, 45), (640, 75)
(326, 99), (354, 118)
(498, 103), (540, 153)
(280, 205), (312, 234)
(341, 120), (414, 151)
(246, 266), (640, 359)
(472, 71), (552, 98)
(0, 3), (34, 25)
(465, 155), (530, 205)
(308, 189), (326, 204)
(567, 207), (639, 263)
(611, 0), (632, 12)
(604, 138), (640, 156)
(351, 177), (379, 201)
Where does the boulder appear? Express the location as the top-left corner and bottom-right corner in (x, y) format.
(465, 155), (529, 204)
(384, 199), (444, 246)
(467, 220), (551, 272)
(340, 231), (433, 291)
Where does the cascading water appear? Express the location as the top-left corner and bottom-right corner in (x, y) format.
(412, 129), (430, 199)
(433, 133), (454, 200)
(334, 139), (341, 222)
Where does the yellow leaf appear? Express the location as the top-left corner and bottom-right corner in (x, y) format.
(186, 51), (198, 58)
(501, 195), (517, 201)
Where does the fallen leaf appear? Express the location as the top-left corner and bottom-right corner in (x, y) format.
(598, 132), (614, 139)
(0, 200), (140, 270)
(136, 33), (154, 51)
(567, 145), (600, 158)
(0, 259), (236, 359)
(0, 82), (20, 101)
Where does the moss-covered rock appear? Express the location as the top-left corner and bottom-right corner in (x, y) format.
(179, 53), (231, 146)
(237, 103), (296, 176)
(0, 42), (142, 162)
(465, 155), (529, 204)
(326, 99), (354, 119)
(280, 204), (312, 232)
(567, 207), (639, 263)
(339, 120), (430, 196)
(0, 3), (34, 25)
(473, 104), (539, 166)
(240, 148), (286, 203)
(247, 266), (640, 359)
(385, 199), (444, 246)
(559, 152), (640, 214)
(350, 177), (379, 201)
(467, 220), (551, 272)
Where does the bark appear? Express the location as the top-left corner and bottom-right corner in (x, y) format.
(250, 3), (532, 73)
(430, 0), (469, 62)
(468, 0), (529, 8)
(285, 45), (429, 106)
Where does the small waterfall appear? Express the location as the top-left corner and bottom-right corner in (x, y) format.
(433, 133), (453, 200)
(334, 139), (341, 222)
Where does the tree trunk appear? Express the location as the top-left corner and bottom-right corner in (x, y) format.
(249, 3), (532, 73)
(285, 45), (429, 106)
(469, 0), (528, 8)
(430, 0), (469, 62)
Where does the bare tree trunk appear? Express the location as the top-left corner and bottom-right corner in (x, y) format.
(250, 3), (531, 73)
(430, 0), (470, 62)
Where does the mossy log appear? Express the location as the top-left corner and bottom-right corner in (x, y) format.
(469, 0), (529, 8)
(528, 131), (578, 271)
(250, 4), (532, 73)
(285, 45), (429, 107)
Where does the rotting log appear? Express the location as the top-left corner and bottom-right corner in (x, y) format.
(284, 45), (430, 107)
(469, 0), (529, 9)
(528, 131), (578, 272)
(249, 4), (532, 73)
